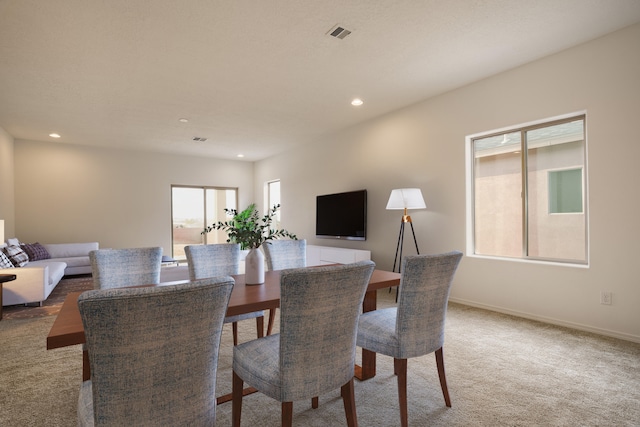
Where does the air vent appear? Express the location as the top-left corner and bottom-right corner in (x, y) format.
(192, 136), (207, 142)
(327, 25), (352, 39)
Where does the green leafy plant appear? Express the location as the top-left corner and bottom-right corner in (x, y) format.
(202, 203), (297, 249)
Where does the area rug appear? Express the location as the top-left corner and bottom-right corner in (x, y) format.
(2, 275), (93, 320)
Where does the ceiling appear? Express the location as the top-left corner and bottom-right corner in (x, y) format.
(1, 1), (640, 162)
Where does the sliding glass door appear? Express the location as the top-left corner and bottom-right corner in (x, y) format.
(171, 186), (237, 260)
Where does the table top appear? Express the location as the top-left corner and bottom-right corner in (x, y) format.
(47, 268), (400, 350)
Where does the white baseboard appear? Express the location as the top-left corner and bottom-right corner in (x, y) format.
(448, 297), (640, 344)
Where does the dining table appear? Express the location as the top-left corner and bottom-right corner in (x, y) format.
(46, 267), (401, 403)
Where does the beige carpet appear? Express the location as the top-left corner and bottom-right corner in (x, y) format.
(1, 287), (639, 426)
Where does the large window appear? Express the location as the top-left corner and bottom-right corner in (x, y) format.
(171, 186), (237, 260)
(468, 114), (587, 264)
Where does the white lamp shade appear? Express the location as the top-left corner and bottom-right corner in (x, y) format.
(386, 188), (426, 210)
(0, 219), (4, 244)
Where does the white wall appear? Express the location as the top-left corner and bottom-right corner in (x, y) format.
(255, 23), (640, 342)
(0, 127), (15, 237)
(13, 141), (254, 253)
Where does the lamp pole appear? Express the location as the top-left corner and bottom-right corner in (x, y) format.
(392, 207), (420, 273)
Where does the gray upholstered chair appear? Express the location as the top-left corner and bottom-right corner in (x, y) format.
(77, 277), (234, 426)
(185, 243), (265, 345)
(89, 247), (163, 289)
(231, 260), (375, 427)
(356, 251), (463, 427)
(261, 238), (307, 335)
(262, 239), (307, 271)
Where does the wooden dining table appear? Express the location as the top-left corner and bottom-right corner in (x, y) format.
(47, 267), (400, 401)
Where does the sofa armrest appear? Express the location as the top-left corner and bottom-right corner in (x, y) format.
(1, 266), (50, 306)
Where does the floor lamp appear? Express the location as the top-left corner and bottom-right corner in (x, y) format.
(387, 188), (426, 273)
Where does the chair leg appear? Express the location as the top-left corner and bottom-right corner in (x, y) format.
(232, 322), (238, 346)
(341, 378), (358, 427)
(394, 358), (408, 427)
(266, 308), (276, 336)
(256, 315), (264, 339)
(282, 402), (293, 427)
(232, 371), (244, 427)
(435, 347), (452, 407)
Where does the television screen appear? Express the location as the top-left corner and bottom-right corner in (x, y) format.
(316, 189), (367, 240)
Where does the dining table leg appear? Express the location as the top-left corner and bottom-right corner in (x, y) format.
(355, 289), (377, 380)
(83, 349), (90, 381)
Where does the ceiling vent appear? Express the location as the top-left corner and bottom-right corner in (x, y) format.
(192, 136), (207, 142)
(327, 25), (352, 39)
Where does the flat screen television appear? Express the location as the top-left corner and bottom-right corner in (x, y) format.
(316, 189), (367, 241)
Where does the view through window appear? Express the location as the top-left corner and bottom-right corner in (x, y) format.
(266, 180), (281, 229)
(171, 186), (238, 260)
(470, 115), (587, 264)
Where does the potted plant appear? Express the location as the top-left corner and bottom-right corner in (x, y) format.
(202, 203), (297, 284)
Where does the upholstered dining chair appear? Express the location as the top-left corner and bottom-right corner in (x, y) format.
(232, 260), (375, 427)
(356, 251), (463, 427)
(261, 238), (307, 335)
(262, 238), (307, 271)
(89, 247), (163, 289)
(185, 243), (266, 345)
(77, 277), (234, 426)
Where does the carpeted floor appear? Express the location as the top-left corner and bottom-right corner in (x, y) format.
(1, 278), (639, 426)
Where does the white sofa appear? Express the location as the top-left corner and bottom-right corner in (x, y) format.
(1, 242), (98, 306)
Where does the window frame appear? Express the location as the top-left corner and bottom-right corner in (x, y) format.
(466, 112), (589, 266)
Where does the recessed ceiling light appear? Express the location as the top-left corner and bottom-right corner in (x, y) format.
(351, 98), (363, 106)
(237, 154), (244, 158)
(178, 118), (189, 123)
(49, 133), (61, 138)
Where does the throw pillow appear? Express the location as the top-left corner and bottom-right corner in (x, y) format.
(6, 238), (21, 246)
(21, 242), (51, 261)
(0, 251), (14, 269)
(3, 245), (29, 267)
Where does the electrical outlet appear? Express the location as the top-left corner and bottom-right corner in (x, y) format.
(600, 291), (612, 305)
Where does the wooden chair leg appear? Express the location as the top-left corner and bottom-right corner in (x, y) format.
(435, 347), (452, 407)
(266, 308), (276, 336)
(394, 358), (408, 427)
(232, 371), (244, 427)
(341, 378), (358, 427)
(312, 396), (319, 408)
(232, 322), (238, 346)
(282, 401), (293, 427)
(256, 315), (264, 339)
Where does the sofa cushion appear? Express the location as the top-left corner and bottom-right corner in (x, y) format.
(27, 260), (67, 286)
(0, 251), (14, 268)
(43, 242), (99, 258)
(3, 245), (29, 267)
(21, 242), (51, 261)
(58, 256), (90, 268)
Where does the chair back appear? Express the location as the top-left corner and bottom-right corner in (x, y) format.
(396, 251), (463, 358)
(263, 239), (306, 270)
(90, 247), (162, 290)
(78, 278), (234, 426)
(278, 260), (375, 401)
(185, 243), (240, 280)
